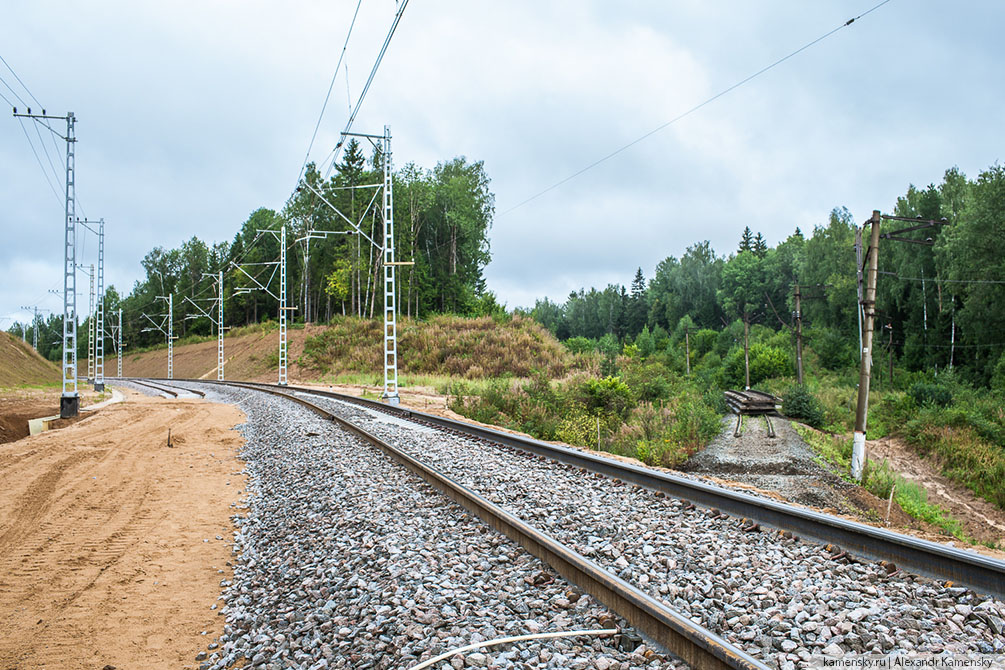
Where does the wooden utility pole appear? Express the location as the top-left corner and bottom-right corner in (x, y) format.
(743, 313), (751, 390)
(852, 211), (881, 482)
(887, 323), (894, 385)
(794, 283), (804, 385)
(684, 327), (691, 376)
(855, 227), (864, 359)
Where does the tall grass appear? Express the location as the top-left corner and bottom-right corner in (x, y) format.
(301, 314), (571, 379)
(793, 424), (971, 541)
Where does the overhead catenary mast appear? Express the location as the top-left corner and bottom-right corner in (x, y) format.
(301, 126), (410, 404)
(233, 223), (290, 385)
(184, 270), (226, 381)
(141, 295), (175, 379)
(77, 218), (106, 390)
(14, 107), (79, 417)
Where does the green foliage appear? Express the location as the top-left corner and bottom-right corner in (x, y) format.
(563, 336), (595, 355)
(619, 360), (672, 403)
(573, 376), (634, 420)
(808, 327), (855, 371)
(605, 395), (722, 468)
(990, 350), (1005, 394)
(555, 411), (599, 449)
(908, 382), (953, 408)
(722, 342), (791, 388)
(635, 325), (655, 358)
(781, 384), (824, 428)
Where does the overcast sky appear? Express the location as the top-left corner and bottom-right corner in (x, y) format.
(1, 1), (1002, 331)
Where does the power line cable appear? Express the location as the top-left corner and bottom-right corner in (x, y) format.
(500, 0), (895, 216)
(295, 0), (365, 190)
(0, 73), (27, 107)
(0, 53), (43, 107)
(0, 86), (14, 108)
(16, 117), (63, 207)
(323, 0), (411, 179)
(878, 271), (1005, 285)
(32, 117), (64, 190)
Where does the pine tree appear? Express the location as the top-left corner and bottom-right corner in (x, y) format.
(628, 268), (648, 336)
(753, 232), (768, 258)
(739, 226), (754, 253)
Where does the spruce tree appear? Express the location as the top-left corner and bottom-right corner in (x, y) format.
(739, 226), (754, 253)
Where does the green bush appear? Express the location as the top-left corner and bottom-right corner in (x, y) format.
(810, 327), (855, 371)
(563, 336), (595, 355)
(555, 411), (599, 448)
(781, 384), (824, 428)
(619, 360), (672, 403)
(723, 343), (791, 388)
(572, 376), (634, 420)
(908, 382), (953, 408)
(992, 350), (1005, 394)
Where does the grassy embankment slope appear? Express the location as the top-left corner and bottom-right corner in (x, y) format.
(0, 331), (60, 388)
(120, 315), (572, 386)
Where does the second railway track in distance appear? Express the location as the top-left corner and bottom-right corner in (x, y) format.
(134, 379), (1005, 667)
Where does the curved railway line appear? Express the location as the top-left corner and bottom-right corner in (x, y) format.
(123, 378), (1005, 668)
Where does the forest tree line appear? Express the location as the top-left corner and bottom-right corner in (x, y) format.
(527, 164), (1005, 386)
(11, 141), (497, 362)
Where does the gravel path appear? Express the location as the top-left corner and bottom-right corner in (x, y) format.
(294, 392), (1005, 668)
(681, 416), (853, 511)
(178, 384), (684, 670)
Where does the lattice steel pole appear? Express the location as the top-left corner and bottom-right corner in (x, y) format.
(62, 113), (78, 415)
(87, 264), (95, 382)
(168, 294), (173, 379)
(14, 109), (78, 416)
(95, 219), (105, 391)
(382, 125), (399, 404)
(117, 308), (123, 378)
(218, 270), (225, 381)
(279, 223), (288, 386)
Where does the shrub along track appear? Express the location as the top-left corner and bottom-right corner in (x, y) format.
(151, 378), (1005, 667)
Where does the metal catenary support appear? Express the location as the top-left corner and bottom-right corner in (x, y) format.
(13, 108), (78, 416)
(232, 223), (288, 385)
(95, 219), (105, 391)
(117, 308), (123, 377)
(301, 125), (410, 405)
(184, 271), (226, 381)
(381, 125), (399, 404)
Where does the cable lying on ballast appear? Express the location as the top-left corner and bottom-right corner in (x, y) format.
(408, 628), (620, 670)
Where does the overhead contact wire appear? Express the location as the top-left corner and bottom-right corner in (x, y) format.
(501, 0), (895, 216)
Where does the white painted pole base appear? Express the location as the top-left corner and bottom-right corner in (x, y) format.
(851, 431), (866, 481)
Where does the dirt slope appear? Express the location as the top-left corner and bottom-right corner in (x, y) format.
(0, 330), (60, 388)
(122, 325), (312, 382)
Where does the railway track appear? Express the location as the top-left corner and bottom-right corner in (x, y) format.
(129, 378), (1005, 666)
(205, 379), (764, 670)
(123, 378), (206, 399)
(187, 379), (1004, 600)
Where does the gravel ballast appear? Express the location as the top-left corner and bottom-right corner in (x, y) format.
(293, 392), (1005, 667)
(185, 384), (683, 670)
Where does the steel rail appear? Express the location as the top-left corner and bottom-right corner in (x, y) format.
(226, 380), (1005, 600)
(198, 379), (768, 670)
(128, 378), (178, 398)
(122, 377), (206, 398)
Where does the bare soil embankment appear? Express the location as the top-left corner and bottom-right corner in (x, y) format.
(0, 388), (246, 669)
